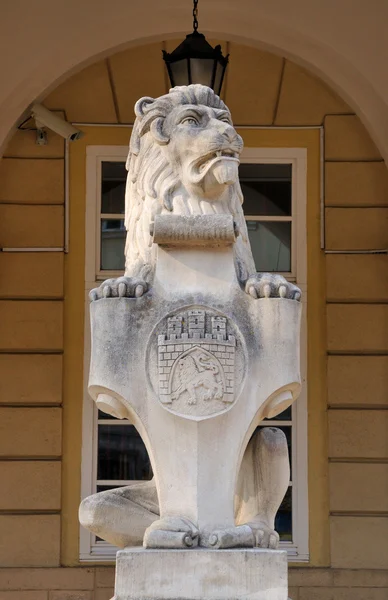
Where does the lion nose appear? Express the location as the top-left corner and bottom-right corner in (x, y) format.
(221, 124), (238, 143)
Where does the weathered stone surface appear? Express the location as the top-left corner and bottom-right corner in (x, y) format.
(115, 548), (288, 600)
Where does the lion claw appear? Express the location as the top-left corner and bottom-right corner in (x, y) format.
(245, 273), (301, 301)
(89, 276), (148, 302)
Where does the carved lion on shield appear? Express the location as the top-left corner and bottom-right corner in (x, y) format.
(90, 84), (301, 302)
(171, 354), (224, 405)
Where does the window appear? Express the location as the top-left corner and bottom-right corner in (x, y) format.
(81, 145), (308, 561)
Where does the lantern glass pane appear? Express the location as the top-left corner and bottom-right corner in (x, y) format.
(169, 59), (189, 86)
(189, 58), (214, 87)
(213, 61), (224, 95)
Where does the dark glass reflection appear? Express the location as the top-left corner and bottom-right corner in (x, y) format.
(98, 410), (119, 420)
(275, 486), (292, 541)
(101, 162), (126, 214)
(239, 163), (292, 217)
(97, 484), (123, 493)
(100, 219), (126, 270)
(98, 425), (153, 481)
(246, 221), (291, 272)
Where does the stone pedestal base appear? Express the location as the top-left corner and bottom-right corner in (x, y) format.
(114, 547), (288, 600)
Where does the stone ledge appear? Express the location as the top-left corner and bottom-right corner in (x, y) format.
(115, 548), (288, 600)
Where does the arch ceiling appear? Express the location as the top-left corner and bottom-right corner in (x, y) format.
(0, 0), (387, 160)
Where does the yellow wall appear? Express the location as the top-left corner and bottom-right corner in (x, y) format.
(0, 41), (387, 598)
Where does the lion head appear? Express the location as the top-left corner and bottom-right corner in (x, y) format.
(124, 84), (255, 283)
(177, 355), (198, 385)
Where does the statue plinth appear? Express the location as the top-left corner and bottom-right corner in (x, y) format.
(114, 548), (288, 600)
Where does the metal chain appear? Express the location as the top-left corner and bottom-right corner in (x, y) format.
(193, 0), (199, 31)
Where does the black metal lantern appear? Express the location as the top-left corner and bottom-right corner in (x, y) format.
(162, 0), (229, 95)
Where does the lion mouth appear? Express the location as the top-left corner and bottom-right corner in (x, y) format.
(190, 150), (240, 182)
(198, 150), (239, 171)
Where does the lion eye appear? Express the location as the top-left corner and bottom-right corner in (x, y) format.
(181, 117), (199, 126)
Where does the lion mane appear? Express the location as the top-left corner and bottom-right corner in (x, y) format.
(177, 356), (198, 386)
(124, 84), (255, 284)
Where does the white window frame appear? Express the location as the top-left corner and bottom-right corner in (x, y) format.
(80, 145), (308, 562)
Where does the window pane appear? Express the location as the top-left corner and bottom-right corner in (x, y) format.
(101, 162), (126, 214)
(97, 425), (152, 481)
(97, 484), (124, 493)
(240, 163), (292, 216)
(246, 220), (291, 272)
(98, 410), (118, 420)
(100, 219), (125, 271)
(275, 486), (292, 541)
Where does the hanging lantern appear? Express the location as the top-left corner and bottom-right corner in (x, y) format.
(162, 0), (229, 95)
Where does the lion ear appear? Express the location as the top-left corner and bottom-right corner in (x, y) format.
(150, 118), (169, 145)
(134, 97), (155, 118)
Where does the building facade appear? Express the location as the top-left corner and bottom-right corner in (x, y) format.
(0, 3), (387, 598)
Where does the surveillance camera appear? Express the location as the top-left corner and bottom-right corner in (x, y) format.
(31, 103), (84, 141)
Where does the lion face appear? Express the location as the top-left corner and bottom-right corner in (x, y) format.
(163, 103), (243, 197)
(125, 85), (256, 283)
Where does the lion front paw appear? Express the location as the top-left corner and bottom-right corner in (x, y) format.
(89, 276), (148, 302)
(143, 516), (199, 549)
(246, 519), (280, 549)
(245, 273), (301, 301)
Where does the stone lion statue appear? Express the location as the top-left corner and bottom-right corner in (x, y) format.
(90, 84), (301, 302)
(82, 85), (300, 551)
